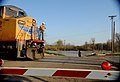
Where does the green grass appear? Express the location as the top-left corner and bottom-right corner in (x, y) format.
(112, 52), (120, 56)
(45, 52), (65, 56)
(97, 52), (110, 54)
(97, 51), (120, 56)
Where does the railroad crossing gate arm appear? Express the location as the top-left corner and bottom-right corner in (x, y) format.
(0, 67), (120, 80)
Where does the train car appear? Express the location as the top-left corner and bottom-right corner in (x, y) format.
(0, 5), (44, 59)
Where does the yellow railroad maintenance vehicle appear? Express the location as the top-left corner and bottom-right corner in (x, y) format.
(0, 5), (44, 59)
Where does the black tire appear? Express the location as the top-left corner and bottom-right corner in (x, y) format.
(9, 48), (17, 60)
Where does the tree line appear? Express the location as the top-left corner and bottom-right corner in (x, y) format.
(45, 33), (120, 52)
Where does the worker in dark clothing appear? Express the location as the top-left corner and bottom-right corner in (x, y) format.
(21, 44), (28, 58)
(39, 22), (46, 40)
(78, 49), (81, 57)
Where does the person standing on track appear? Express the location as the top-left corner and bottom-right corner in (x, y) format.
(39, 22), (46, 40)
(78, 49), (81, 57)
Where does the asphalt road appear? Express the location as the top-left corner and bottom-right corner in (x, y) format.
(1, 53), (120, 82)
(3, 55), (119, 70)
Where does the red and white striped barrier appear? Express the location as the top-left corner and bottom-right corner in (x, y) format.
(0, 67), (119, 80)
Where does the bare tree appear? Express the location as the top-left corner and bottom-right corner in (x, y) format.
(56, 40), (63, 46)
(115, 33), (120, 52)
(55, 40), (64, 50)
(106, 40), (111, 51)
(85, 41), (88, 50)
(91, 38), (95, 51)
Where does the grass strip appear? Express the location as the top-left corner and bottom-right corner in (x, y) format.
(45, 52), (65, 56)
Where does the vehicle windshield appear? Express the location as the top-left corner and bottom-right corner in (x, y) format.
(0, 5), (27, 18)
(5, 7), (18, 17)
(18, 11), (26, 17)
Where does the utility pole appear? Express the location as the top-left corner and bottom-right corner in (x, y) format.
(108, 15), (116, 53)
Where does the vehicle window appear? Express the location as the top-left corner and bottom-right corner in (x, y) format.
(6, 7), (17, 17)
(0, 6), (3, 17)
(18, 11), (24, 17)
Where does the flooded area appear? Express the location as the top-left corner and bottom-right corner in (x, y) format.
(47, 50), (98, 57)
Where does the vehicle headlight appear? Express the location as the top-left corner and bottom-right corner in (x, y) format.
(18, 20), (26, 25)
